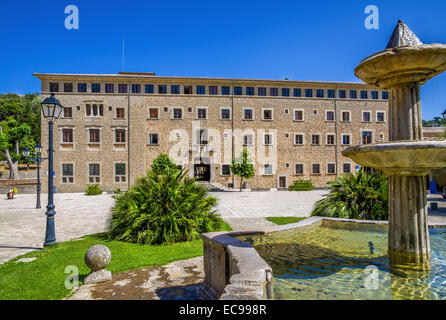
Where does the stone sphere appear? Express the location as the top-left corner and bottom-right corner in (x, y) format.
(84, 245), (111, 271)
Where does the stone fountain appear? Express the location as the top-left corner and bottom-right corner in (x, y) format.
(343, 20), (446, 270)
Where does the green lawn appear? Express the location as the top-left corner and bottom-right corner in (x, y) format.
(266, 217), (307, 225)
(0, 221), (232, 300)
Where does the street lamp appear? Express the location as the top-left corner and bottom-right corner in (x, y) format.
(41, 93), (63, 247)
(21, 144), (46, 209)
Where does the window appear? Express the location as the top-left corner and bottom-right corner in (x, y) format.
(343, 163), (351, 173)
(360, 91), (368, 99)
(243, 134), (253, 146)
(148, 108), (159, 119)
(327, 90), (335, 98)
(293, 88), (301, 97)
(89, 129), (100, 143)
(362, 131), (373, 145)
(294, 109), (304, 121)
(341, 111), (351, 122)
(88, 164), (100, 183)
(63, 107), (72, 118)
(311, 134), (320, 145)
(326, 110), (335, 121)
(118, 84), (127, 93)
(264, 133), (273, 145)
(116, 108), (125, 118)
(222, 86), (230, 95)
(197, 108), (207, 119)
(295, 164), (304, 175)
(115, 129), (126, 143)
(105, 83), (114, 93)
(316, 89), (324, 98)
(198, 130), (208, 145)
(311, 163), (321, 174)
(92, 83), (101, 93)
(338, 90), (346, 99)
(221, 164), (231, 176)
(342, 134), (351, 145)
(187, 107), (192, 113)
(115, 163), (126, 183)
(243, 108), (253, 120)
(377, 112), (386, 122)
(158, 85), (167, 94)
(86, 104), (103, 117)
(173, 108), (182, 119)
(371, 91), (378, 100)
(209, 86), (218, 95)
(258, 87), (266, 96)
(246, 87), (254, 96)
(264, 164), (273, 175)
(49, 82), (59, 92)
(171, 85), (180, 94)
(270, 88), (278, 96)
(285, 163), (290, 168)
(262, 109), (273, 120)
(362, 111), (371, 122)
(282, 88), (290, 97)
(234, 87), (242, 95)
(148, 133), (159, 145)
(145, 84), (154, 94)
(184, 85), (193, 94)
(305, 89), (313, 97)
(284, 108), (289, 115)
(62, 164), (74, 183)
(294, 134), (304, 145)
(221, 108), (230, 119)
(78, 83), (87, 92)
(64, 83), (73, 92)
(62, 129), (73, 143)
(326, 134), (335, 145)
(382, 91), (389, 100)
(197, 86), (205, 95)
(350, 90), (357, 99)
(327, 163), (336, 175)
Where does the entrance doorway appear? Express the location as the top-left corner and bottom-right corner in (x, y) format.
(278, 175), (287, 189)
(194, 164), (211, 181)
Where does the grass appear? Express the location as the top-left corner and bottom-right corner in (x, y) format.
(0, 221), (232, 300)
(266, 217), (307, 225)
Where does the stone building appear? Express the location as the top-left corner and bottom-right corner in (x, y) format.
(34, 72), (390, 192)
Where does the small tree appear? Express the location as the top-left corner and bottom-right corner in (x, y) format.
(230, 149), (255, 191)
(152, 153), (179, 175)
(0, 118), (35, 179)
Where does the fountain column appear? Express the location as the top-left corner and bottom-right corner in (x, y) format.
(387, 83), (430, 267)
(344, 20), (446, 270)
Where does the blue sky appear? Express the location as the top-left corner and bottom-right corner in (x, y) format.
(1, 0), (445, 120)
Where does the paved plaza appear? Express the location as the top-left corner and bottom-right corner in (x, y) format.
(0, 190), (445, 264)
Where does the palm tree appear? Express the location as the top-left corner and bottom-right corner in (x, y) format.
(312, 168), (388, 220)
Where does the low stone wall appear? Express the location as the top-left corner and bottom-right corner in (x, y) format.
(201, 231), (273, 300)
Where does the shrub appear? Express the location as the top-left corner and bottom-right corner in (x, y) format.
(311, 168), (388, 220)
(85, 184), (102, 196)
(289, 179), (314, 191)
(108, 167), (223, 245)
(12, 187), (19, 195)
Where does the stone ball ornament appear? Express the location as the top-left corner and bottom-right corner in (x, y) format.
(83, 244), (112, 284)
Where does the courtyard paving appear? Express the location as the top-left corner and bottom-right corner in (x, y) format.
(0, 190), (445, 265)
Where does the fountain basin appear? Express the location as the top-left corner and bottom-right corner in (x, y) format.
(342, 140), (446, 176)
(354, 44), (446, 88)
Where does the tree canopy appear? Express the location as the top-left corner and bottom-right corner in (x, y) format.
(230, 149), (255, 191)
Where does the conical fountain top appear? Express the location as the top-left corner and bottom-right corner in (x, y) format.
(355, 20), (446, 88)
(386, 20), (423, 49)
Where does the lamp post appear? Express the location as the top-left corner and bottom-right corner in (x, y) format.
(21, 144), (45, 209)
(40, 93), (63, 247)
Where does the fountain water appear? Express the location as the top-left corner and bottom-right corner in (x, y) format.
(343, 20), (446, 270)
